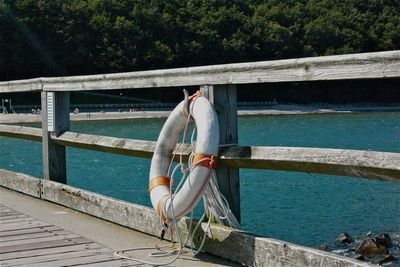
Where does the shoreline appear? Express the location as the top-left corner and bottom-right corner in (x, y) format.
(1, 104), (399, 124)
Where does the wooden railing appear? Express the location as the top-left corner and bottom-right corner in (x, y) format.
(1, 50), (399, 267)
(1, 50), (399, 93)
(1, 125), (399, 182)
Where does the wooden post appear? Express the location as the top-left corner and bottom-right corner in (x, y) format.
(41, 91), (70, 183)
(200, 85), (240, 223)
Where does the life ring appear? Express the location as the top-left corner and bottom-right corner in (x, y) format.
(149, 92), (219, 224)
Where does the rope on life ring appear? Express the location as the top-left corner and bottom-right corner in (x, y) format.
(149, 90), (219, 225)
(114, 91), (239, 266)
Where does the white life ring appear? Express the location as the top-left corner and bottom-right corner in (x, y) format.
(149, 92), (219, 224)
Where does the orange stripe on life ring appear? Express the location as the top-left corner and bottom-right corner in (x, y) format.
(157, 193), (170, 223)
(192, 153), (217, 169)
(149, 176), (170, 192)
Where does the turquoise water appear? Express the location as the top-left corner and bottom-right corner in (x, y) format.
(1, 112), (399, 247)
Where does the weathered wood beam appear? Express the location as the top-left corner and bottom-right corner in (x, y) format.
(202, 84), (241, 223)
(0, 171), (371, 267)
(0, 78), (43, 93)
(0, 124), (42, 141)
(51, 132), (400, 182)
(0, 169), (41, 198)
(53, 131), (193, 159)
(220, 146), (400, 182)
(41, 91), (70, 183)
(1, 51), (399, 93)
(1, 126), (399, 182)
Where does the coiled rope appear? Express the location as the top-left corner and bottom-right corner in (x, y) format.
(114, 95), (239, 265)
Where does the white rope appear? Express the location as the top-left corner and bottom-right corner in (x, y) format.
(115, 96), (240, 265)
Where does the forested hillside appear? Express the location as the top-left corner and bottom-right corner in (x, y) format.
(1, 0), (399, 81)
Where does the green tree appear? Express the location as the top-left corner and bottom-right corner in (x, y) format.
(1, 0), (399, 81)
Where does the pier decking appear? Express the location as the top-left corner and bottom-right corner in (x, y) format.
(0, 187), (236, 266)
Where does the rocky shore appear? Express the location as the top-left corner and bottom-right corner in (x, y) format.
(321, 232), (399, 266)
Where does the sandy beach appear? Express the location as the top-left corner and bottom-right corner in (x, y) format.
(0, 104), (399, 124)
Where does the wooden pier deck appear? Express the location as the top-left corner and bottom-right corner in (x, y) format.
(0, 187), (237, 266)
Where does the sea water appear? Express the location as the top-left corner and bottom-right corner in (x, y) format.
(1, 112), (399, 247)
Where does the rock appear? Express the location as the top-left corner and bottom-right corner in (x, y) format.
(356, 238), (389, 256)
(378, 254), (397, 265)
(336, 232), (354, 244)
(319, 243), (330, 251)
(375, 233), (392, 248)
(354, 254), (365, 261)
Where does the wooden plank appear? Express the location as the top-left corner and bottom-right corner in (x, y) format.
(0, 124), (42, 142)
(0, 214), (29, 221)
(0, 213), (18, 216)
(0, 217), (34, 224)
(0, 207), (14, 214)
(22, 253), (124, 267)
(1, 232), (80, 246)
(0, 247), (111, 266)
(0, 237), (93, 254)
(0, 212), (27, 220)
(202, 85), (241, 223)
(0, 210), (25, 216)
(1, 51), (399, 93)
(0, 215), (28, 222)
(0, 169), (41, 198)
(53, 131), (192, 159)
(0, 226), (59, 238)
(41, 91), (69, 183)
(0, 78), (42, 93)
(220, 146), (400, 182)
(0, 229), (71, 242)
(0, 243), (102, 260)
(0, 220), (52, 232)
(52, 137), (400, 182)
(1, 126), (399, 181)
(80, 260), (136, 267)
(0, 216), (30, 222)
(52, 133), (400, 182)
(55, 132), (158, 158)
(0, 206), (14, 210)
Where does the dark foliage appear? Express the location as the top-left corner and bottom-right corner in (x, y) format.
(1, 0), (399, 81)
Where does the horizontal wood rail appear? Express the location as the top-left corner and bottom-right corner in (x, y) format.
(0, 125), (42, 142)
(1, 50), (399, 93)
(1, 125), (399, 182)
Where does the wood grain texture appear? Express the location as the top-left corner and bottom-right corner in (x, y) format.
(41, 91), (69, 183)
(53, 131), (193, 159)
(1, 247), (111, 266)
(0, 243), (103, 261)
(0, 205), (130, 267)
(220, 146), (400, 182)
(1, 126), (399, 181)
(203, 84), (241, 223)
(0, 124), (42, 141)
(1, 50), (399, 93)
(54, 131), (400, 181)
(0, 169), (41, 198)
